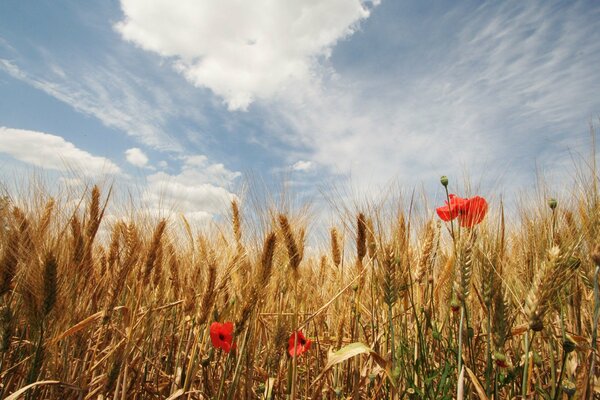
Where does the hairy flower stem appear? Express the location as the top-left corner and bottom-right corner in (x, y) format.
(25, 324), (45, 400)
(552, 350), (568, 400)
(389, 302), (395, 368)
(388, 301), (395, 398)
(226, 327), (249, 400)
(216, 352), (234, 400)
(521, 331), (536, 398)
(444, 186), (456, 246)
(549, 339), (557, 398)
(485, 311), (492, 398)
(457, 306), (465, 399)
(590, 265), (600, 394)
(289, 282), (299, 400)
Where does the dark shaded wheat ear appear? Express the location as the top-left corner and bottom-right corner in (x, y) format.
(330, 227), (341, 268)
(279, 214), (301, 275)
(356, 213), (367, 264)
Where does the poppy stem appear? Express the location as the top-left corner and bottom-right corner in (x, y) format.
(290, 282), (299, 400)
(456, 306), (464, 399)
(226, 327), (249, 400)
(521, 330), (536, 398)
(443, 186), (456, 247)
(216, 351), (233, 400)
(589, 265), (600, 395)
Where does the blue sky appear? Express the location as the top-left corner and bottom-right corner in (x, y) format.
(1, 0), (599, 225)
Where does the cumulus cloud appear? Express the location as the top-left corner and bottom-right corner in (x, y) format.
(142, 155), (241, 225)
(292, 160), (313, 171)
(125, 147), (149, 167)
(0, 127), (121, 176)
(115, 0), (373, 110)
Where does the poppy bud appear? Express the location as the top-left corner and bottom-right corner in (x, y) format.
(533, 352), (542, 367)
(562, 379), (576, 398)
(450, 297), (460, 313)
(548, 198), (557, 210)
(562, 336), (576, 354)
(493, 352), (508, 368)
(440, 176), (449, 187)
(529, 318), (544, 332)
(566, 256), (580, 270)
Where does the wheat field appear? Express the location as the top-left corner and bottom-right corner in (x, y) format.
(0, 168), (599, 399)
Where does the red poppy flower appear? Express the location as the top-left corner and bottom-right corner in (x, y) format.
(436, 194), (467, 221)
(288, 330), (311, 357)
(210, 322), (235, 353)
(436, 194), (488, 228)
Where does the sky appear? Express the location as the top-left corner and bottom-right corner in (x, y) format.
(1, 0), (599, 226)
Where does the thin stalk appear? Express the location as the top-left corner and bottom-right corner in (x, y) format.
(590, 265), (600, 394)
(456, 307), (464, 399)
(552, 350), (568, 400)
(485, 311), (492, 398)
(389, 302), (395, 398)
(521, 331), (536, 398)
(549, 339), (557, 399)
(216, 352), (234, 400)
(290, 282), (299, 400)
(226, 327), (249, 400)
(25, 324), (45, 400)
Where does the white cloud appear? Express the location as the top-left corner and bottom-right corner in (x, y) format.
(125, 147), (149, 167)
(267, 1), (600, 193)
(116, 0), (373, 110)
(142, 155), (241, 225)
(292, 160), (313, 171)
(0, 127), (121, 176)
(0, 58), (183, 152)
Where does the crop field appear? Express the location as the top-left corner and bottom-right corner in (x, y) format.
(0, 171), (599, 400)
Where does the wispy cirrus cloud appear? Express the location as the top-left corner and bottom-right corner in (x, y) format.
(111, 0), (600, 197)
(0, 126), (121, 176)
(0, 58), (183, 152)
(266, 1), (600, 192)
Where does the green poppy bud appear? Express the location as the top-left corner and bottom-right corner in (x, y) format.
(548, 198), (557, 210)
(493, 352), (508, 368)
(440, 176), (449, 187)
(533, 352), (542, 367)
(562, 379), (576, 398)
(562, 336), (576, 354)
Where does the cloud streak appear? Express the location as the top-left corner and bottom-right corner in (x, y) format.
(0, 58), (183, 152)
(264, 1), (600, 192)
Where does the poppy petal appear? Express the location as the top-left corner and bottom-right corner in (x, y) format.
(458, 196), (488, 227)
(210, 321), (236, 353)
(436, 205), (455, 221)
(288, 331), (310, 357)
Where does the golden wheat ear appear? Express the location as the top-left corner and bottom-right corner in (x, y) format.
(279, 214), (301, 275)
(330, 227), (342, 268)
